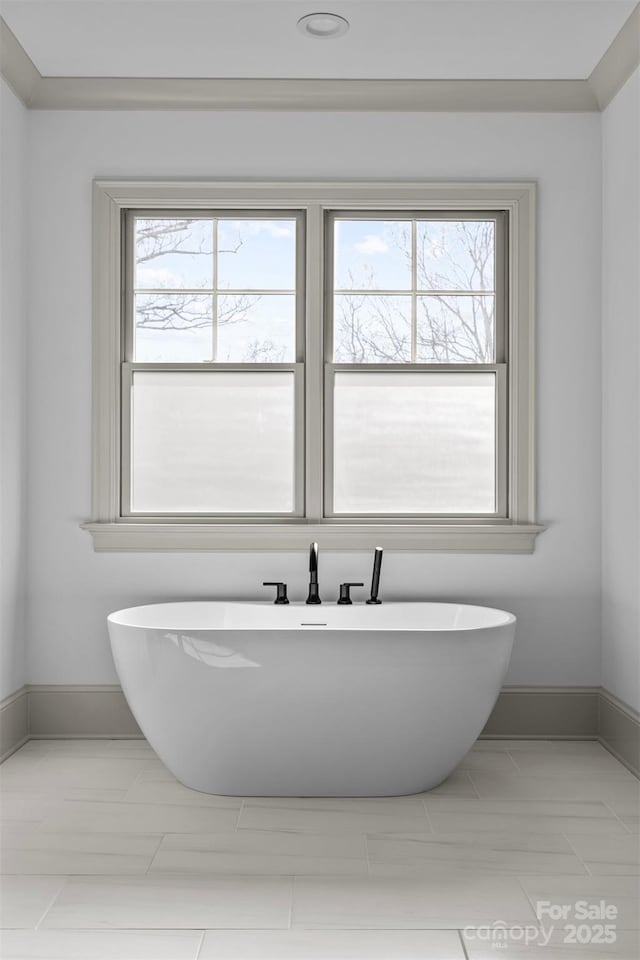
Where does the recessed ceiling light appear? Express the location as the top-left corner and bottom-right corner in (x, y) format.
(297, 13), (350, 40)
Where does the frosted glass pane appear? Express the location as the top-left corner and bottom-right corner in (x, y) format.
(135, 219), (213, 290)
(134, 294), (213, 361)
(131, 372), (295, 513)
(333, 372), (495, 514)
(217, 219), (296, 290)
(417, 220), (495, 291)
(417, 295), (495, 363)
(217, 295), (295, 362)
(333, 295), (411, 363)
(334, 220), (411, 290)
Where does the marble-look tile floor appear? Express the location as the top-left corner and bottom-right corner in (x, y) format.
(0, 739), (638, 959)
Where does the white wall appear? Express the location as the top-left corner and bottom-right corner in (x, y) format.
(25, 110), (602, 688)
(0, 80), (28, 699)
(602, 69), (640, 712)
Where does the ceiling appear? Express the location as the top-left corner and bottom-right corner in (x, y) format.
(1, 0), (636, 81)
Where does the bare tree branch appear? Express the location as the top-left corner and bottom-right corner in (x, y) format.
(134, 219), (279, 362)
(135, 219), (243, 264)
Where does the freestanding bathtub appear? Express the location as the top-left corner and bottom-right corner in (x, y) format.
(108, 601), (515, 796)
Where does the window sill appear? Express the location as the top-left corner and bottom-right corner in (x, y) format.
(81, 521), (545, 553)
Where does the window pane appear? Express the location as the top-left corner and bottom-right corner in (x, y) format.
(333, 372), (495, 514)
(134, 294), (213, 362)
(333, 295), (411, 363)
(417, 295), (495, 363)
(217, 219), (296, 290)
(416, 221), (495, 291)
(217, 295), (295, 362)
(334, 220), (411, 290)
(130, 371), (295, 513)
(135, 219), (213, 290)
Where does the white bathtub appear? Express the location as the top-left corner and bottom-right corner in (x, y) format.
(108, 601), (515, 796)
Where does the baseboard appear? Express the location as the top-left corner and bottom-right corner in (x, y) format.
(480, 685), (600, 739)
(26, 684), (142, 738)
(0, 686), (29, 760)
(2, 685), (638, 777)
(598, 688), (640, 777)
(8, 684), (601, 742)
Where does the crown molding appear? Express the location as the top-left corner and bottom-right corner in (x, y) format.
(1, 7), (638, 113)
(2, 71), (599, 112)
(0, 16), (39, 105)
(589, 2), (640, 108)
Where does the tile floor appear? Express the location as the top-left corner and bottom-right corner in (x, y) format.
(0, 738), (638, 959)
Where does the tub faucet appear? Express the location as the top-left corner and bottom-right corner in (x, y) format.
(366, 547), (383, 604)
(306, 541), (321, 604)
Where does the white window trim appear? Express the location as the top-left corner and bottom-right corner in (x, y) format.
(82, 179), (544, 553)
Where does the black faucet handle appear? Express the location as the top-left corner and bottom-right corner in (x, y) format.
(263, 582), (289, 605)
(337, 582), (364, 605)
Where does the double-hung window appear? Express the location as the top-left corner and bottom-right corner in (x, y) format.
(85, 181), (541, 552)
(123, 212), (305, 518)
(326, 212), (506, 519)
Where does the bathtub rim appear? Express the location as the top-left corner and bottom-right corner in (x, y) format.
(107, 599), (516, 633)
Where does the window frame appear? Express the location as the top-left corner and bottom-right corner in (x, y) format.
(324, 209), (508, 520)
(121, 208), (306, 519)
(83, 179), (543, 553)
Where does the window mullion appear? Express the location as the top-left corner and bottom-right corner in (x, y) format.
(306, 204), (324, 521)
(411, 219), (417, 362)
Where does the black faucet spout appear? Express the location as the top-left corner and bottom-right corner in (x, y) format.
(306, 542), (321, 604)
(309, 542), (318, 581)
